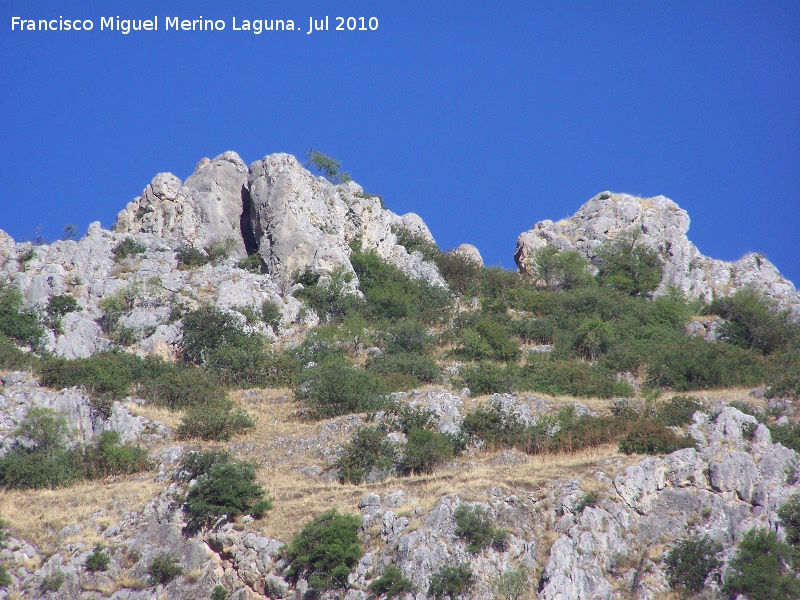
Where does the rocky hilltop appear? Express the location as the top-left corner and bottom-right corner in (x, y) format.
(0, 153), (798, 600)
(515, 191), (800, 319)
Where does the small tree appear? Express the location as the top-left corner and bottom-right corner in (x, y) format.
(183, 461), (271, 534)
(146, 553), (183, 585)
(284, 509), (363, 593)
(428, 564), (476, 600)
(306, 148), (351, 184)
(336, 426), (396, 484)
(664, 536), (721, 594)
(722, 528), (800, 600)
(595, 229), (662, 296)
(529, 246), (592, 291)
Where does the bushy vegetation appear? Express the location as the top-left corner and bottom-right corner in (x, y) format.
(0, 280), (42, 347)
(306, 148), (351, 184)
(295, 358), (387, 419)
(595, 230), (663, 297)
(335, 426), (395, 484)
(176, 399), (255, 441)
(399, 427), (455, 475)
(664, 535), (721, 594)
(146, 552), (183, 585)
(528, 246), (593, 291)
(491, 567), (532, 600)
(284, 509), (363, 593)
(368, 564), (415, 598)
(453, 504), (508, 553)
(0, 409), (150, 490)
(722, 528), (800, 600)
(85, 544), (111, 572)
(176, 246), (210, 269)
(428, 563), (476, 600)
(183, 457), (272, 534)
(113, 238), (146, 261)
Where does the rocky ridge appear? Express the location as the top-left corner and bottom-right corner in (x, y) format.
(515, 192), (800, 319)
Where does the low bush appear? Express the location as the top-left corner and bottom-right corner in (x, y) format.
(368, 564), (415, 598)
(45, 294), (79, 333)
(768, 422), (800, 453)
(393, 226), (441, 263)
(655, 395), (704, 426)
(140, 368), (221, 410)
(236, 253), (261, 273)
(491, 567), (532, 600)
(296, 359), (387, 419)
(518, 355), (631, 398)
(41, 571), (65, 592)
(181, 306), (255, 365)
(207, 342), (298, 389)
(435, 250), (482, 296)
(366, 352), (440, 389)
(176, 247), (210, 269)
(428, 563), (476, 600)
(453, 504), (508, 553)
(461, 405), (529, 450)
(594, 230), (663, 297)
(457, 319), (520, 362)
(113, 238), (146, 261)
(146, 552), (183, 585)
(575, 490), (600, 513)
(399, 428), (454, 475)
(82, 430), (151, 478)
(391, 404), (439, 434)
(85, 544), (111, 572)
(777, 494), (800, 552)
(183, 461), (272, 534)
(294, 266), (362, 323)
(176, 450), (231, 481)
(722, 528), (800, 600)
(618, 422), (694, 455)
(176, 400), (255, 441)
(336, 427), (395, 484)
(261, 300), (282, 331)
(284, 509), (363, 593)
(664, 535), (721, 594)
(459, 362), (518, 395)
(0, 281), (43, 347)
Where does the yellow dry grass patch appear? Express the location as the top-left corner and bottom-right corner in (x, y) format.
(0, 477), (161, 555)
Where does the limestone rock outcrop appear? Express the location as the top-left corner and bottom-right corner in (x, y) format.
(116, 152), (445, 289)
(515, 192), (800, 316)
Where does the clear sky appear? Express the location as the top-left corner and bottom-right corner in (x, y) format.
(2, 1), (798, 285)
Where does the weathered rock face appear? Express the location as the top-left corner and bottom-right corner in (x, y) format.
(115, 152), (250, 258)
(116, 152), (445, 289)
(515, 192), (800, 315)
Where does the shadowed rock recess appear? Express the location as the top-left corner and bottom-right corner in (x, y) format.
(0, 152), (798, 599)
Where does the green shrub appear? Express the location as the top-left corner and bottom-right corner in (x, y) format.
(655, 395), (704, 426)
(453, 504), (508, 553)
(0, 333), (36, 370)
(594, 230), (663, 297)
(0, 280), (43, 347)
(618, 422), (694, 455)
(435, 251), (482, 296)
(211, 584), (229, 600)
(113, 238), (146, 261)
(176, 400), (255, 441)
(709, 288), (795, 355)
(368, 564), (415, 598)
(206, 237), (237, 262)
(41, 571), (65, 592)
(140, 368), (222, 410)
(664, 535), (721, 594)
(428, 564), (475, 600)
(236, 253), (261, 273)
(261, 300), (282, 331)
(393, 226), (441, 263)
(0, 563), (10, 588)
(207, 341), (298, 389)
(181, 305), (256, 365)
(491, 567), (532, 600)
(528, 246), (593, 291)
(85, 544), (111, 572)
(98, 286), (138, 337)
(366, 352), (440, 389)
(183, 462), (272, 534)
(45, 294), (79, 333)
(146, 552), (183, 585)
(723, 528), (800, 600)
(400, 428), (454, 475)
(81, 431), (150, 479)
(518, 355), (629, 398)
(575, 490), (601, 513)
(777, 494), (800, 548)
(460, 362), (518, 395)
(294, 266), (362, 323)
(387, 319), (430, 354)
(176, 247), (210, 268)
(768, 422), (800, 453)
(177, 450), (231, 481)
(336, 427), (396, 484)
(296, 359), (387, 419)
(306, 148), (351, 184)
(462, 405), (529, 450)
(284, 509), (363, 593)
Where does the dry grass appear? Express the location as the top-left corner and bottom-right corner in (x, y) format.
(0, 477), (161, 554)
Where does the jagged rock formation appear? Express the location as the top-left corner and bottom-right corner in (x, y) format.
(515, 192), (800, 318)
(115, 152), (445, 289)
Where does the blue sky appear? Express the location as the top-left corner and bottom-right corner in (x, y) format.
(2, 1), (798, 285)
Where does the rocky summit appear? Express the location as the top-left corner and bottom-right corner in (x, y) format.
(0, 152), (798, 600)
